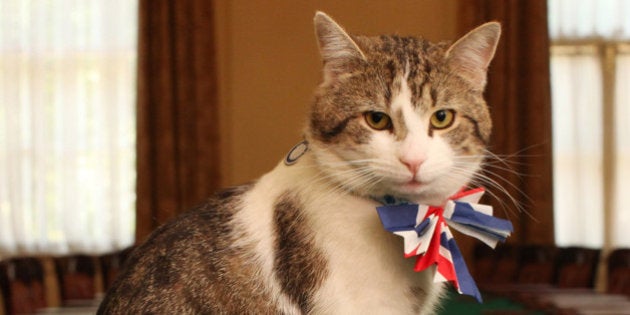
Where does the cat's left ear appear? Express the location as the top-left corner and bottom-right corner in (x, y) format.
(445, 22), (501, 91)
(314, 11), (367, 81)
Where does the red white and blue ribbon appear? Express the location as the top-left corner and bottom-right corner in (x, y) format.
(375, 188), (513, 302)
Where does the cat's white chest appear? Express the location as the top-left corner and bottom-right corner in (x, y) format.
(304, 191), (444, 314)
(239, 156), (445, 314)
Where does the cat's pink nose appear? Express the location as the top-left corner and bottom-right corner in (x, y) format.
(400, 157), (424, 175)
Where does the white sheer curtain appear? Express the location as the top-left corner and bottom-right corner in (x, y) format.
(549, 0), (630, 247)
(613, 48), (630, 246)
(0, 0), (137, 258)
(549, 0), (630, 40)
(550, 48), (604, 248)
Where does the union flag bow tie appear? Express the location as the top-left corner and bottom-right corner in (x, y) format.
(375, 188), (513, 302)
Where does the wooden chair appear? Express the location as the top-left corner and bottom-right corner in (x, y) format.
(554, 247), (600, 288)
(516, 245), (557, 285)
(55, 255), (96, 304)
(471, 242), (498, 284)
(489, 244), (520, 285)
(0, 260), (8, 315)
(607, 248), (630, 296)
(100, 247), (133, 292)
(5, 258), (47, 314)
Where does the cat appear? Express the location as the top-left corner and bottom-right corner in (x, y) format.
(97, 11), (500, 315)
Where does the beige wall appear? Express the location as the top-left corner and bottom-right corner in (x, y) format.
(214, 1), (458, 186)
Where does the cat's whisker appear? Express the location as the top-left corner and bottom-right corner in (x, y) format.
(290, 159), (377, 172)
(457, 157), (537, 216)
(303, 164), (380, 196)
(478, 168), (532, 202)
(457, 153), (521, 171)
(456, 154), (537, 217)
(446, 165), (513, 204)
(481, 153), (529, 175)
(479, 162), (547, 216)
(348, 167), (384, 188)
(481, 163), (528, 178)
(487, 142), (547, 158)
(482, 147), (549, 174)
(450, 165), (535, 220)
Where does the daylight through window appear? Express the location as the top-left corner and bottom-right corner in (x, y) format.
(549, 0), (630, 247)
(0, 0), (138, 258)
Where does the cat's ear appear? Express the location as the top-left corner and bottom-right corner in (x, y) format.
(445, 22), (501, 91)
(314, 11), (366, 79)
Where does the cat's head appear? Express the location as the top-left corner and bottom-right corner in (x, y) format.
(305, 12), (500, 205)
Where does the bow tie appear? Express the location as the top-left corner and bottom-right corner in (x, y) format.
(375, 188), (513, 302)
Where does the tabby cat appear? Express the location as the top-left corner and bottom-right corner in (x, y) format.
(98, 12), (501, 314)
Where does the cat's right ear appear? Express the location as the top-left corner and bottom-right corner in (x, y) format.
(314, 12), (366, 80)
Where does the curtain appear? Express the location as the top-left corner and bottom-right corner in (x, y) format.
(136, 0), (222, 242)
(549, 0), (630, 248)
(550, 47), (604, 247)
(458, 0), (555, 245)
(614, 49), (630, 246)
(548, 0), (630, 40)
(0, 0), (137, 258)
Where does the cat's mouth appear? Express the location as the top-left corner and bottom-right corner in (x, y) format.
(403, 180), (423, 190)
(393, 177), (429, 197)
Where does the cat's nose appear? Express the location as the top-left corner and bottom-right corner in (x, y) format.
(400, 157), (424, 175)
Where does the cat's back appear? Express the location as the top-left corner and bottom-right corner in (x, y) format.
(96, 183), (280, 314)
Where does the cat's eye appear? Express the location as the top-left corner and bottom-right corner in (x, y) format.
(364, 111), (392, 131)
(430, 109), (456, 130)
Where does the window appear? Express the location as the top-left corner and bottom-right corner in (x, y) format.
(0, 0), (138, 257)
(549, 0), (630, 247)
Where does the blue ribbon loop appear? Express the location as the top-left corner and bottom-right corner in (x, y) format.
(442, 233), (482, 302)
(414, 217), (431, 236)
(376, 203), (418, 232)
(450, 201), (514, 241)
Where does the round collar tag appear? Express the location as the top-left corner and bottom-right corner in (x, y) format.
(285, 140), (309, 165)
